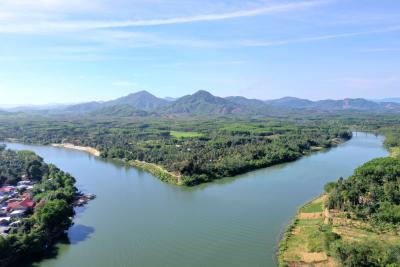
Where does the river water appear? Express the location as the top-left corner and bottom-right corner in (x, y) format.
(5, 132), (388, 267)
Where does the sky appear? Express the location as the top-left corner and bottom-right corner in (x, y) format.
(0, 0), (400, 105)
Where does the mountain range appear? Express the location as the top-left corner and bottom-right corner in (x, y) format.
(3, 90), (400, 116)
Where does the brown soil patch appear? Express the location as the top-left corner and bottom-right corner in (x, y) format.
(301, 252), (327, 263)
(298, 212), (324, 219)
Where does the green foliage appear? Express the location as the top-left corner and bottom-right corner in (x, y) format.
(0, 147), (77, 266)
(0, 147), (48, 186)
(34, 199), (73, 231)
(0, 115), (352, 185)
(325, 128), (400, 266)
(334, 240), (400, 267)
(384, 129), (400, 150)
(327, 157), (400, 223)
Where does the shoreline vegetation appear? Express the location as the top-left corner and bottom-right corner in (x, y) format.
(0, 146), (81, 267)
(0, 114), (354, 186)
(50, 137), (348, 187)
(128, 160), (183, 185)
(278, 129), (400, 267)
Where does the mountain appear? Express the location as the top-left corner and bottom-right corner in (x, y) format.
(264, 97), (400, 112)
(163, 90), (247, 115)
(225, 96), (267, 110)
(90, 104), (149, 117)
(63, 90), (167, 114)
(374, 98), (400, 104)
(9, 90), (400, 116)
(3, 103), (72, 112)
(64, 101), (103, 113)
(265, 97), (314, 109)
(105, 90), (168, 111)
(314, 98), (381, 110)
(164, 97), (177, 102)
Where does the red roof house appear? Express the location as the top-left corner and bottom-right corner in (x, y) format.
(7, 198), (35, 212)
(0, 187), (15, 193)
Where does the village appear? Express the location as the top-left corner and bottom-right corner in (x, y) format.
(0, 179), (36, 236)
(0, 178), (95, 237)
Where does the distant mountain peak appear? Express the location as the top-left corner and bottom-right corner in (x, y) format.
(193, 89), (212, 95)
(105, 90), (168, 111)
(128, 90), (153, 96)
(162, 90), (247, 114)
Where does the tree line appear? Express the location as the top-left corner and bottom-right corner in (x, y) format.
(0, 115), (352, 185)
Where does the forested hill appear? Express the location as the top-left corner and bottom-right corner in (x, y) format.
(161, 90), (247, 115)
(4, 90), (400, 116)
(63, 90), (168, 114)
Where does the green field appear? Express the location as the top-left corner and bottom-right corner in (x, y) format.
(301, 201), (324, 213)
(170, 131), (203, 138)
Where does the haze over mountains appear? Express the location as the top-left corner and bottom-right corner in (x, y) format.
(2, 90), (400, 116)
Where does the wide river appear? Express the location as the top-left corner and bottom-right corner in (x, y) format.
(5, 133), (387, 267)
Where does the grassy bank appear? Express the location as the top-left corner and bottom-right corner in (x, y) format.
(278, 194), (400, 267)
(128, 160), (184, 185)
(278, 195), (336, 266)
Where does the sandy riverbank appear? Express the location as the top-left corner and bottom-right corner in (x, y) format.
(51, 143), (101, 157)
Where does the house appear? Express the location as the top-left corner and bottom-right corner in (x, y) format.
(10, 210), (26, 218)
(0, 186), (15, 194)
(7, 198), (35, 212)
(17, 180), (32, 186)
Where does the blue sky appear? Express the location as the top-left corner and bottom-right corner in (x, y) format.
(0, 0), (399, 105)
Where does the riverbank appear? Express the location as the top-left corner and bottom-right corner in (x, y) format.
(278, 195), (337, 266)
(9, 136), (351, 186)
(51, 143), (101, 157)
(50, 137), (345, 188)
(0, 147), (80, 267)
(129, 137), (350, 186)
(128, 160), (183, 185)
(5, 133), (386, 267)
(278, 193), (400, 267)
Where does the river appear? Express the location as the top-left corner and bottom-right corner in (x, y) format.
(5, 132), (388, 267)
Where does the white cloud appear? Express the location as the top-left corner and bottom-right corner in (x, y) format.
(241, 25), (400, 47)
(0, 0), (329, 33)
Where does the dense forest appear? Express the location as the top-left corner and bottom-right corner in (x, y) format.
(0, 146), (77, 267)
(0, 114), (352, 185)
